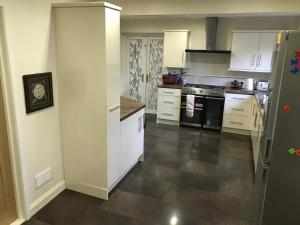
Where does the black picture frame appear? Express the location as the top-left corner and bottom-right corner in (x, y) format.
(23, 72), (54, 114)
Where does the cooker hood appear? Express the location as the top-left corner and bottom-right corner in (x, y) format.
(185, 17), (231, 54)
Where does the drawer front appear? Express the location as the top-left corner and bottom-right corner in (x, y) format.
(223, 115), (250, 130)
(158, 88), (181, 97)
(158, 95), (181, 109)
(224, 101), (252, 116)
(226, 93), (253, 103)
(157, 107), (180, 121)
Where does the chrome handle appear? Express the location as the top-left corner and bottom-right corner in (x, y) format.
(162, 113), (173, 116)
(250, 54), (253, 66)
(232, 108), (245, 111)
(252, 54), (256, 66)
(181, 107), (203, 111)
(146, 74), (149, 83)
(232, 97), (246, 101)
(230, 121), (243, 125)
(163, 101), (174, 104)
(182, 94), (203, 98)
(164, 91), (175, 95)
(206, 96), (224, 100)
(258, 54), (262, 67)
(109, 106), (120, 112)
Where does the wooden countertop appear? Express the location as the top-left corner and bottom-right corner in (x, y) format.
(158, 84), (182, 89)
(120, 96), (145, 121)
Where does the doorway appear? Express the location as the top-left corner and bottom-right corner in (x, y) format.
(0, 78), (17, 224)
(126, 36), (165, 114)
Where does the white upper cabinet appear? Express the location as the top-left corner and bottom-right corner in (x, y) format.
(229, 31), (277, 73)
(256, 33), (277, 72)
(163, 30), (189, 68)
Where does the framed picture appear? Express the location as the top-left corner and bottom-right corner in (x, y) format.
(23, 72), (54, 114)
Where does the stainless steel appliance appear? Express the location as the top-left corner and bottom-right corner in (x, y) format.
(180, 84), (225, 130)
(257, 80), (270, 92)
(253, 31), (300, 225)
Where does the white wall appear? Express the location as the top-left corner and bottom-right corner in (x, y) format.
(122, 17), (206, 49)
(106, 0), (300, 16)
(0, 0), (90, 219)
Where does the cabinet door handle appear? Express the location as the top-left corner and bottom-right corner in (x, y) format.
(232, 108), (245, 111)
(163, 101), (174, 104)
(258, 54), (262, 67)
(109, 106), (120, 112)
(182, 52), (184, 65)
(232, 97), (246, 101)
(162, 113), (173, 116)
(164, 91), (175, 95)
(230, 121), (243, 125)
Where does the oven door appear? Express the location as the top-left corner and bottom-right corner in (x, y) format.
(203, 96), (224, 130)
(180, 107), (204, 127)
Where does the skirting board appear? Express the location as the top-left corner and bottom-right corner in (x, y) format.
(29, 180), (65, 217)
(222, 127), (251, 136)
(65, 180), (108, 200)
(10, 219), (25, 225)
(157, 118), (179, 126)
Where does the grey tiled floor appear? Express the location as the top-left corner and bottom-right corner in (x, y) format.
(23, 116), (254, 225)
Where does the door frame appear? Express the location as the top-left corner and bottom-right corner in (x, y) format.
(0, 7), (26, 224)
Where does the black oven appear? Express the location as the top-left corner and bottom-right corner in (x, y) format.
(203, 96), (225, 130)
(180, 94), (204, 127)
(180, 94), (224, 130)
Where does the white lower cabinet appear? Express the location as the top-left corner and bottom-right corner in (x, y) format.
(157, 88), (181, 126)
(251, 100), (263, 172)
(223, 93), (255, 132)
(120, 109), (144, 177)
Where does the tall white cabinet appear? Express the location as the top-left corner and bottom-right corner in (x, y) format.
(229, 31), (277, 73)
(54, 2), (121, 200)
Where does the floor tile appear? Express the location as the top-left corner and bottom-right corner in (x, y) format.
(26, 119), (254, 225)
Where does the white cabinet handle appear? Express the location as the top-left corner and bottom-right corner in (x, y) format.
(109, 106), (120, 112)
(182, 52), (184, 65)
(162, 113), (173, 116)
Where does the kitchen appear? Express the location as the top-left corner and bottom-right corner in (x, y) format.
(119, 12), (300, 225)
(0, 1), (299, 225)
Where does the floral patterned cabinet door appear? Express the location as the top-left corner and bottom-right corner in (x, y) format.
(146, 37), (164, 114)
(127, 37), (147, 103)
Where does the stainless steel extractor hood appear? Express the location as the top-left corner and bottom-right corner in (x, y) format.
(185, 17), (231, 54)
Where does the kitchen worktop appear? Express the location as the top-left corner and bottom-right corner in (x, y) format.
(158, 84), (182, 89)
(225, 87), (259, 95)
(120, 96), (145, 121)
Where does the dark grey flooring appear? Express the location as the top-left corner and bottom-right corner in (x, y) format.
(23, 116), (254, 225)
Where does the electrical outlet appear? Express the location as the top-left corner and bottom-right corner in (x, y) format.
(35, 167), (52, 188)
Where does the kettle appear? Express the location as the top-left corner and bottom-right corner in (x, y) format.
(244, 78), (254, 91)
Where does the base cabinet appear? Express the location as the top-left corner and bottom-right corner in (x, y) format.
(120, 109), (144, 178)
